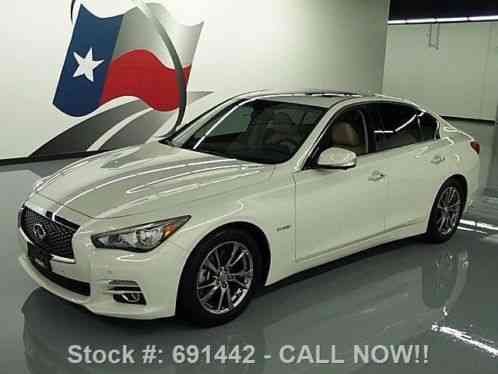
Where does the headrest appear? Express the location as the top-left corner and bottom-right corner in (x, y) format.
(331, 122), (360, 147)
(253, 110), (274, 125)
(267, 112), (295, 134)
(273, 112), (294, 126)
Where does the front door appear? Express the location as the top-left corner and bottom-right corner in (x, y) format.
(294, 106), (388, 261)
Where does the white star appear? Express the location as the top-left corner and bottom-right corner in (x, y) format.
(72, 48), (104, 82)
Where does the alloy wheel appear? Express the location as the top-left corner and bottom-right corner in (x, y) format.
(436, 186), (462, 236)
(196, 241), (254, 315)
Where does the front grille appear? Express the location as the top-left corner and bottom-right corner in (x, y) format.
(29, 255), (90, 296)
(20, 207), (78, 259)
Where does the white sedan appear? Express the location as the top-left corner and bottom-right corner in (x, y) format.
(18, 90), (480, 326)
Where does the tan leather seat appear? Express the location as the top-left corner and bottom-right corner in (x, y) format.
(233, 110), (274, 147)
(264, 112), (300, 153)
(331, 121), (365, 155)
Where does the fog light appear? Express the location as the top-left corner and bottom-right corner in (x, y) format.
(114, 293), (146, 305)
(104, 280), (146, 305)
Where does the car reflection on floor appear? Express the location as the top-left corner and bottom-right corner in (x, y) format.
(22, 229), (475, 374)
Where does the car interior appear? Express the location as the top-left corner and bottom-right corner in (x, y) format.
(313, 109), (369, 159)
(182, 100), (326, 164)
(373, 104), (422, 150)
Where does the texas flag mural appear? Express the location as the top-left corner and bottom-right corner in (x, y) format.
(54, 4), (203, 117)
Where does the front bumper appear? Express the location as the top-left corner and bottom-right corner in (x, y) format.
(18, 194), (190, 320)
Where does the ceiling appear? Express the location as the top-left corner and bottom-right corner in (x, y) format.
(390, 0), (498, 20)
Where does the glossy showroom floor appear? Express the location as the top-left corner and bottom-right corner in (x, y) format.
(1, 120), (498, 373)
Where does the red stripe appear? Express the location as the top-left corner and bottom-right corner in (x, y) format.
(100, 49), (191, 112)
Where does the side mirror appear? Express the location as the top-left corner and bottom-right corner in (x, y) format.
(317, 147), (357, 169)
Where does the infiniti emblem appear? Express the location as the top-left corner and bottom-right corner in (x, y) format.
(33, 223), (47, 242)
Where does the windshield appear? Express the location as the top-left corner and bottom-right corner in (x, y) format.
(167, 99), (326, 164)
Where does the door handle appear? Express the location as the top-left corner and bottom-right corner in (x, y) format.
(369, 170), (386, 182)
(431, 155), (446, 165)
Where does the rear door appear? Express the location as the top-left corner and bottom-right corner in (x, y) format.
(366, 103), (446, 230)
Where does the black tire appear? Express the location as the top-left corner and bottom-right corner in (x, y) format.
(177, 229), (263, 327)
(424, 179), (465, 243)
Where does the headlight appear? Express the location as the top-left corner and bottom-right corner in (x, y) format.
(91, 216), (190, 252)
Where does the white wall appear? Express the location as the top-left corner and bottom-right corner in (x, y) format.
(383, 22), (498, 121)
(0, 0), (390, 161)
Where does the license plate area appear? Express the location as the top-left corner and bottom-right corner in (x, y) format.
(28, 243), (53, 273)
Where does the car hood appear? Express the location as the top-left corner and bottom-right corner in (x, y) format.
(36, 142), (273, 219)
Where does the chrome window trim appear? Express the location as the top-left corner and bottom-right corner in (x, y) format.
(299, 99), (438, 171)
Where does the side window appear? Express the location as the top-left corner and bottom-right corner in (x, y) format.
(418, 112), (439, 141)
(373, 103), (422, 151)
(315, 107), (369, 158)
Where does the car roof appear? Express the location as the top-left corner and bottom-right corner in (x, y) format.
(227, 90), (414, 110)
(235, 89), (375, 109)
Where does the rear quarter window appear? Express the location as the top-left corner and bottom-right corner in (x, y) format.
(418, 112), (439, 141)
(374, 103), (422, 151)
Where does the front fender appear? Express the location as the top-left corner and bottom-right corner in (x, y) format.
(168, 173), (297, 286)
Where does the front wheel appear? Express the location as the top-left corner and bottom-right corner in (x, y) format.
(177, 229), (262, 327)
(424, 179), (464, 243)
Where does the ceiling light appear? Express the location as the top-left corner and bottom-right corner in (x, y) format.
(389, 15), (498, 25)
(406, 18), (436, 24)
(469, 15), (498, 21)
(436, 17), (469, 23)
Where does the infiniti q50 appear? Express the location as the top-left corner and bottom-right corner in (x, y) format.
(18, 90), (480, 326)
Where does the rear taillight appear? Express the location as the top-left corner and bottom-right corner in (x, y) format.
(470, 141), (480, 155)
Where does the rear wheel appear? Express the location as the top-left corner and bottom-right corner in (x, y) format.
(425, 179), (464, 243)
(178, 229), (262, 327)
